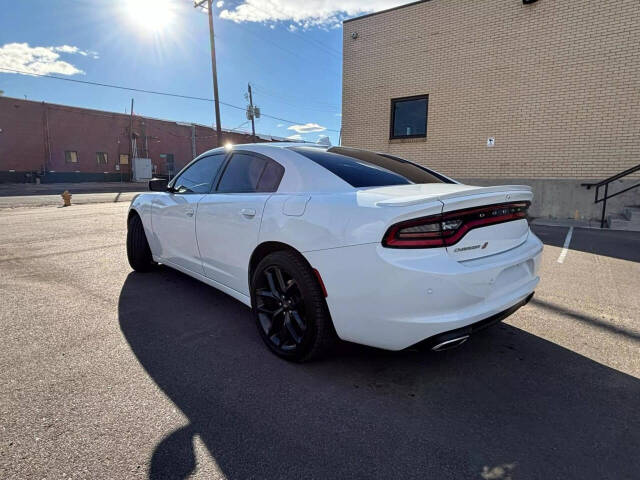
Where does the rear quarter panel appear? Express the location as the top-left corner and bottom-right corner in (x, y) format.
(258, 192), (444, 252)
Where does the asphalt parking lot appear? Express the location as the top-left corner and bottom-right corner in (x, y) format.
(1, 202), (639, 479)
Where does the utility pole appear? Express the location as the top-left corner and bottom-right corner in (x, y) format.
(248, 83), (256, 142)
(129, 98), (134, 181)
(195, 0), (222, 147)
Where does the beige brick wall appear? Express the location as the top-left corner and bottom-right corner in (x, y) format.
(342, 0), (640, 180)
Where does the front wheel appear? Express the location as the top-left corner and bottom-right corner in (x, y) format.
(126, 213), (155, 272)
(251, 251), (335, 362)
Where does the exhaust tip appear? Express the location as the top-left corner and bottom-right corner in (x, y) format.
(431, 335), (470, 352)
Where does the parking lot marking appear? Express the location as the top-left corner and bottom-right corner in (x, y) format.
(557, 226), (574, 264)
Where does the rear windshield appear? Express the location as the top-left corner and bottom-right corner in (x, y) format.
(289, 146), (451, 188)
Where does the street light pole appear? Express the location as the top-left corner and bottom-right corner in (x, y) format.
(195, 0), (223, 147)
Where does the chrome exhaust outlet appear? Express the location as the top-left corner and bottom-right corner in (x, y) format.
(431, 335), (470, 352)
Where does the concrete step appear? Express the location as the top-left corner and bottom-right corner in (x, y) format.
(607, 214), (640, 231)
(622, 206), (640, 222)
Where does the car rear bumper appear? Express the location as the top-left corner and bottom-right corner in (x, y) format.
(303, 231), (542, 351)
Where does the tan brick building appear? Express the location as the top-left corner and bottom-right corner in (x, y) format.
(342, 0), (640, 220)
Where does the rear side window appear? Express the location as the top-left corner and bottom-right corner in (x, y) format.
(173, 154), (225, 194)
(289, 146), (448, 188)
(217, 153), (284, 193)
(257, 160), (285, 192)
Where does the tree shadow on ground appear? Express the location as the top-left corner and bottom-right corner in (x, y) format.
(118, 269), (640, 480)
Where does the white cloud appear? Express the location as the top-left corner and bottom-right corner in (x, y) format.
(334, 113), (342, 117)
(286, 134), (303, 140)
(276, 123), (284, 127)
(287, 122), (326, 133)
(0, 43), (98, 76)
(219, 0), (411, 29)
(54, 45), (99, 59)
(216, 1), (224, 7)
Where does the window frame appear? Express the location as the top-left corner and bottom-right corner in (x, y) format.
(389, 94), (429, 140)
(65, 151), (78, 164)
(168, 153), (227, 195)
(213, 150), (285, 194)
(96, 152), (108, 165)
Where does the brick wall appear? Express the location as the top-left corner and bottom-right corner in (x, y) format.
(342, 0), (640, 180)
(0, 97), (271, 182)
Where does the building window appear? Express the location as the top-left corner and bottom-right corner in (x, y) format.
(65, 151), (78, 163)
(390, 95), (428, 139)
(96, 152), (108, 164)
(119, 154), (129, 165)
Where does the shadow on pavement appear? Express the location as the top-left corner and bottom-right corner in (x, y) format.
(118, 268), (640, 480)
(531, 225), (640, 262)
(531, 298), (640, 342)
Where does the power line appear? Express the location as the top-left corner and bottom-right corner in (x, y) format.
(0, 67), (340, 132)
(0, 67), (244, 110)
(251, 82), (338, 110)
(231, 21), (341, 80)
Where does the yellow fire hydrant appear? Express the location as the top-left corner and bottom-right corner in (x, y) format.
(61, 190), (72, 207)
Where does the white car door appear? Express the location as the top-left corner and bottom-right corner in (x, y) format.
(196, 151), (284, 295)
(152, 153), (226, 274)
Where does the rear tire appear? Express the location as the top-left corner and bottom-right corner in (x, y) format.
(251, 251), (335, 362)
(127, 213), (155, 272)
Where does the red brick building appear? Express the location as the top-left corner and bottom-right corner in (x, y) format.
(0, 96), (283, 183)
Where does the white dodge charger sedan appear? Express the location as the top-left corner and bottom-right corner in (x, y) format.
(127, 143), (542, 361)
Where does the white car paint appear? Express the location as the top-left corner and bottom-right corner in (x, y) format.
(129, 143), (542, 351)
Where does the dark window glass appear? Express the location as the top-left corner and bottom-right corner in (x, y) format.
(174, 154), (224, 194)
(289, 146), (448, 188)
(96, 152), (108, 164)
(217, 153), (267, 193)
(391, 96), (428, 139)
(256, 160), (285, 192)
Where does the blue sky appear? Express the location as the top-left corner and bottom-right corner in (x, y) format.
(0, 0), (408, 145)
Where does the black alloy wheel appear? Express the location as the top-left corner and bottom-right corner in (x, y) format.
(251, 251), (335, 361)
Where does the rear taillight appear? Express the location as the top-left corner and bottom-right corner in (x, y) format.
(382, 202), (529, 249)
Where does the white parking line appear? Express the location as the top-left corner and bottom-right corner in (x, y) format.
(557, 226), (574, 264)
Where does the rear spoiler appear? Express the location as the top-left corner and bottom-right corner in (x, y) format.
(376, 185), (532, 207)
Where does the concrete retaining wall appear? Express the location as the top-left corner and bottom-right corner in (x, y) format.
(458, 178), (640, 221)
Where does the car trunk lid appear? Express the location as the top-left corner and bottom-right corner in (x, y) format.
(368, 184), (532, 259)
(439, 186), (532, 261)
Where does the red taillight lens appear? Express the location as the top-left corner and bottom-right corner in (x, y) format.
(382, 202), (529, 249)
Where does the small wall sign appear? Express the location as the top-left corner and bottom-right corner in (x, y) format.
(487, 137), (495, 147)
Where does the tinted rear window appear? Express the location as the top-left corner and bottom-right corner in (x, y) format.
(289, 146), (448, 188)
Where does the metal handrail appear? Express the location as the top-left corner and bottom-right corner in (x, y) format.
(581, 163), (640, 228)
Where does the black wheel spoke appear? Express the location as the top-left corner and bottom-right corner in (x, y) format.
(258, 312), (273, 336)
(264, 270), (281, 299)
(258, 305), (283, 316)
(274, 267), (287, 292)
(284, 312), (303, 344)
(290, 310), (307, 331)
(256, 288), (278, 300)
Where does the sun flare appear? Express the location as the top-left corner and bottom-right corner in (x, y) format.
(124, 0), (176, 33)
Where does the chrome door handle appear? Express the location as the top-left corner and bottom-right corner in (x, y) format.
(240, 208), (256, 218)
(185, 208), (195, 217)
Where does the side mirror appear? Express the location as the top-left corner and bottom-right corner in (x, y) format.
(149, 178), (169, 192)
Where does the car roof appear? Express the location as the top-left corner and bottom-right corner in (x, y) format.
(198, 142), (328, 157)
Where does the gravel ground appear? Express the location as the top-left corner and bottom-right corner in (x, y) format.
(0, 203), (638, 479)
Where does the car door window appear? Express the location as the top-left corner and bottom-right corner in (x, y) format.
(216, 153), (283, 193)
(256, 160), (285, 192)
(173, 154), (225, 194)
